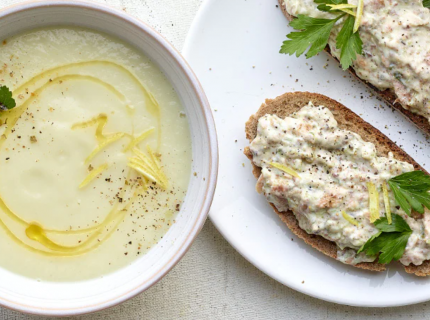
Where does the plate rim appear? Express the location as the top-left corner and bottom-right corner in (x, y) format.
(182, 0), (430, 308)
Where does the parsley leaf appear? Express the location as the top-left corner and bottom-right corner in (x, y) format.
(373, 214), (412, 233)
(280, 14), (343, 59)
(280, 0), (363, 70)
(424, 0), (430, 9)
(357, 231), (381, 254)
(336, 15), (363, 69)
(314, 0), (347, 12)
(358, 214), (412, 264)
(388, 171), (430, 215)
(0, 85), (16, 111)
(374, 233), (411, 264)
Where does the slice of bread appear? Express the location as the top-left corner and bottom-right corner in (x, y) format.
(278, 0), (430, 136)
(244, 91), (430, 275)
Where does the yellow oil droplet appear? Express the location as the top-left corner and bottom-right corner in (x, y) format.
(25, 223), (79, 252)
(25, 223), (44, 241)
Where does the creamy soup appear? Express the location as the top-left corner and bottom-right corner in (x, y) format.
(0, 27), (191, 281)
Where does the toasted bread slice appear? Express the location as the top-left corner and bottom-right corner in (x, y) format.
(244, 91), (430, 275)
(277, 0), (430, 136)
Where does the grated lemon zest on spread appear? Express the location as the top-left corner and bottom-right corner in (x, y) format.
(341, 210), (359, 226)
(382, 182), (392, 224)
(327, 4), (357, 16)
(327, 4), (357, 9)
(267, 161), (300, 178)
(353, 0), (364, 33)
(340, 8), (356, 16)
(367, 182), (380, 223)
(79, 163), (109, 189)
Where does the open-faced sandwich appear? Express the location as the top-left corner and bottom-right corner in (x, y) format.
(244, 92), (430, 275)
(278, 0), (430, 135)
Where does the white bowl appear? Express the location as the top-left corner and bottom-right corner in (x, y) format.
(0, 0), (217, 316)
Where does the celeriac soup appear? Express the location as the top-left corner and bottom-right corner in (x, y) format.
(0, 27), (191, 281)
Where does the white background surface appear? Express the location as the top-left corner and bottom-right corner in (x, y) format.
(1, 0), (430, 318)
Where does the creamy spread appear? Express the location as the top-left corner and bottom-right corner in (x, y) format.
(250, 103), (430, 265)
(282, 0), (430, 121)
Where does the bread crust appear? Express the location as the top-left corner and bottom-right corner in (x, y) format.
(244, 91), (429, 275)
(277, 0), (430, 136)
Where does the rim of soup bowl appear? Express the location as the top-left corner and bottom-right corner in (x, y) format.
(0, 0), (218, 316)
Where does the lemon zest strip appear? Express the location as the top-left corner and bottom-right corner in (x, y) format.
(342, 210), (359, 226)
(353, 0), (364, 33)
(382, 182), (392, 224)
(79, 163), (109, 189)
(267, 161), (300, 178)
(124, 128), (155, 151)
(367, 182), (380, 223)
(85, 133), (125, 164)
(135, 147), (167, 182)
(127, 147), (168, 188)
(327, 4), (357, 16)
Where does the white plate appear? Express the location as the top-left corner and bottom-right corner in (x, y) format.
(183, 0), (430, 307)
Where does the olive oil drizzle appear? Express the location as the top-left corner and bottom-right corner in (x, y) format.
(25, 193), (138, 255)
(0, 74), (133, 148)
(0, 60), (167, 256)
(11, 60), (161, 148)
(0, 111), (158, 235)
(0, 164), (140, 256)
(0, 195), (135, 256)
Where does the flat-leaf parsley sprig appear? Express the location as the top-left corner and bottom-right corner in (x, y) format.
(359, 170), (430, 263)
(280, 0), (363, 70)
(358, 214), (412, 264)
(388, 171), (430, 216)
(0, 85), (16, 111)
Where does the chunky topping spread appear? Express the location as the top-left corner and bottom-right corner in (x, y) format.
(282, 0), (430, 121)
(250, 103), (430, 265)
